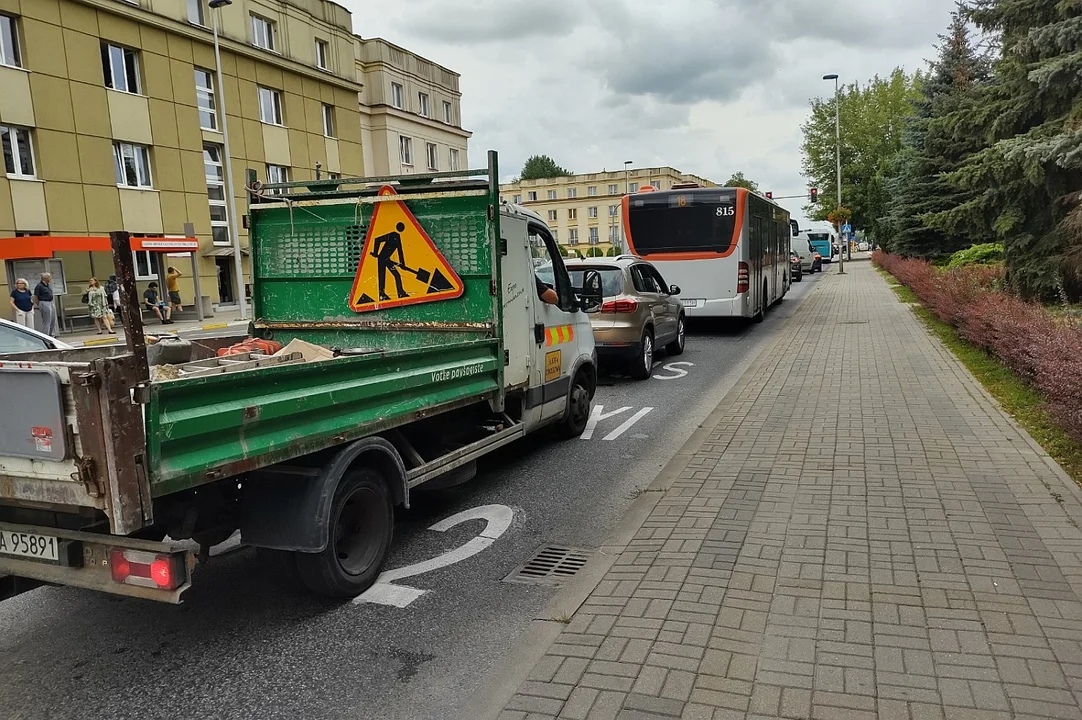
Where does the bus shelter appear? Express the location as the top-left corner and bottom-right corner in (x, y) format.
(0, 235), (205, 331)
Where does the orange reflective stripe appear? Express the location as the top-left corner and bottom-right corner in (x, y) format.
(544, 328), (554, 346)
(567, 326), (574, 342)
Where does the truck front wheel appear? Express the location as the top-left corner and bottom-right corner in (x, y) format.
(557, 372), (592, 439)
(295, 468), (393, 599)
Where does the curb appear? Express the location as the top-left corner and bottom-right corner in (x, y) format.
(461, 281), (817, 720)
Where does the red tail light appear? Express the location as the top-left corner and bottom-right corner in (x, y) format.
(737, 262), (750, 294)
(110, 548), (183, 591)
(600, 298), (638, 313)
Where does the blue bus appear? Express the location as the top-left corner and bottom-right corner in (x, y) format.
(802, 229), (836, 263)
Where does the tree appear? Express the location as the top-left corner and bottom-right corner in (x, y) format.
(724, 172), (758, 191)
(931, 0), (1082, 300)
(516, 155), (572, 182)
(887, 4), (991, 258)
(801, 69), (923, 244)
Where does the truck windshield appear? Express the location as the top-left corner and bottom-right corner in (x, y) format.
(627, 190), (739, 255)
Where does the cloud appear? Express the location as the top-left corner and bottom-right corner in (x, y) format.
(339, 0), (954, 225)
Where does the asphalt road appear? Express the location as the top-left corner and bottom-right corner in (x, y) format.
(0, 270), (827, 720)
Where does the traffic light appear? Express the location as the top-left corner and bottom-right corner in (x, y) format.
(809, 187), (818, 203)
(765, 192), (773, 200)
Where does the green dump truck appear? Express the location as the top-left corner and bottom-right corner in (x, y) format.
(0, 152), (604, 603)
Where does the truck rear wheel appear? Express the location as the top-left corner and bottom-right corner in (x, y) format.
(295, 468), (393, 599)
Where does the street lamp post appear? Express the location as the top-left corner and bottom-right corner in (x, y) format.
(622, 160), (633, 254)
(209, 0), (247, 319)
(823, 73), (844, 274)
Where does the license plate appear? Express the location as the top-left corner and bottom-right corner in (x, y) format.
(681, 298), (702, 308)
(0, 529), (60, 561)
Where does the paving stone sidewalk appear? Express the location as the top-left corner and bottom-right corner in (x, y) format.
(496, 261), (1082, 720)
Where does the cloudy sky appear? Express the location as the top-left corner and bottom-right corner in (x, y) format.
(342, 0), (953, 223)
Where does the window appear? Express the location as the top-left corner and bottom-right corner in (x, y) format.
(314, 39), (329, 70)
(551, 230), (558, 242)
(588, 206), (598, 219)
(609, 204), (619, 216)
(321, 104), (335, 137)
(399, 135), (413, 165)
(588, 186), (597, 196)
(251, 14), (276, 51)
(609, 225), (619, 242)
(391, 82), (404, 109)
(568, 208), (577, 220)
(650, 181), (661, 189)
(426, 142), (438, 171)
(258, 86), (283, 125)
(512, 194), (521, 204)
(0, 14), (20, 68)
(265, 164), (289, 194)
(204, 144), (229, 245)
(186, 0), (205, 26)
(195, 68), (217, 131)
(589, 227), (599, 245)
(547, 210), (557, 222)
(1, 125), (35, 178)
(328, 172), (341, 180)
(134, 250), (157, 280)
(113, 142), (152, 188)
(608, 184), (618, 194)
(443, 101), (452, 124)
(418, 92), (430, 118)
(568, 229), (579, 245)
(527, 191), (537, 201)
(547, 190), (557, 200)
(449, 148), (460, 171)
(101, 43), (140, 94)
(567, 188), (577, 198)
(631, 265), (662, 293)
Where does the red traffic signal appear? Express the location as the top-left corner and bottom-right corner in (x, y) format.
(765, 192), (773, 200)
(809, 188), (818, 203)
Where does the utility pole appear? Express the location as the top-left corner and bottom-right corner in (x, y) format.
(823, 73), (844, 275)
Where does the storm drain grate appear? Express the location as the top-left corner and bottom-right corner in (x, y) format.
(503, 545), (592, 587)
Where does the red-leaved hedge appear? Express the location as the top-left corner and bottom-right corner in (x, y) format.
(874, 251), (1082, 444)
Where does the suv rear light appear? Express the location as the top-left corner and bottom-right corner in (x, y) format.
(109, 548), (183, 591)
(737, 262), (750, 294)
(601, 299), (638, 313)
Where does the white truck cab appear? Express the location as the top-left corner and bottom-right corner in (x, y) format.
(499, 202), (600, 435)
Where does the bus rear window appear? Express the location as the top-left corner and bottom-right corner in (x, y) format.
(807, 233), (831, 243)
(628, 192), (738, 255)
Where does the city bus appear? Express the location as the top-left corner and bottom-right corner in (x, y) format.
(803, 224), (837, 263)
(621, 186), (791, 321)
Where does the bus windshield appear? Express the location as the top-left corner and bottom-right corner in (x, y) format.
(627, 190), (739, 255)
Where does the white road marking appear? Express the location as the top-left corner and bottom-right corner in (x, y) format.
(581, 405), (631, 440)
(603, 407), (654, 441)
(354, 504), (514, 608)
(652, 361), (694, 380)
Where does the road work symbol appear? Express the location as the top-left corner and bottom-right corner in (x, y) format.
(348, 185), (464, 312)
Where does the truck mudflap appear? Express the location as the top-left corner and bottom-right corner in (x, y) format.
(0, 521), (193, 604)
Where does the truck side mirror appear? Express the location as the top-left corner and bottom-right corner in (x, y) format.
(580, 270), (603, 313)
(669, 284), (681, 295)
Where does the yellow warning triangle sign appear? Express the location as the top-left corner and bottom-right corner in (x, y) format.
(348, 185), (465, 313)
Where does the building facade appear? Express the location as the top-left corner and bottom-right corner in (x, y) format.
(499, 167), (717, 256)
(356, 37), (470, 177)
(0, 0), (470, 328)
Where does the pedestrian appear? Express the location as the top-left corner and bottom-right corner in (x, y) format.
(85, 277), (116, 335)
(143, 282), (173, 324)
(105, 275), (120, 311)
(166, 266), (183, 312)
(33, 272), (57, 337)
(8, 278), (34, 329)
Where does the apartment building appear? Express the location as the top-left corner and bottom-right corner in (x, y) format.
(0, 0), (366, 326)
(499, 167), (717, 256)
(356, 37), (470, 176)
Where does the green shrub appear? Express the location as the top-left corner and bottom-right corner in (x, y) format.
(946, 243), (1004, 269)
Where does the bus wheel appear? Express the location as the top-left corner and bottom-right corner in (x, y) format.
(753, 284), (767, 324)
(630, 328), (654, 379)
(295, 468), (394, 599)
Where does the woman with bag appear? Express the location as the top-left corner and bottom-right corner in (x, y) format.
(85, 277), (116, 335)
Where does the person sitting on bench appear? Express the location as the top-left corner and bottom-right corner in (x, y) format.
(143, 282), (174, 324)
